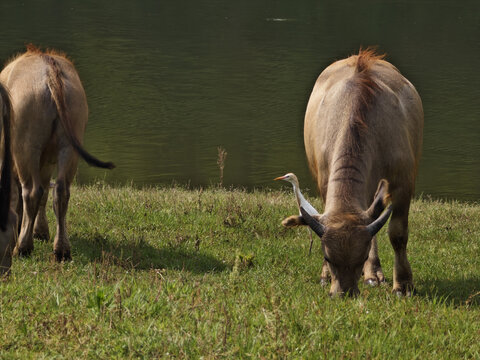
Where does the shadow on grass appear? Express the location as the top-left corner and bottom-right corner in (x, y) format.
(417, 278), (480, 307)
(69, 234), (228, 274)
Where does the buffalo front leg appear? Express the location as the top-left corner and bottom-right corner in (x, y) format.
(363, 236), (385, 286)
(14, 182), (44, 257)
(33, 165), (54, 241)
(0, 211), (18, 276)
(33, 186), (50, 241)
(320, 260), (330, 286)
(388, 201), (414, 296)
(0, 231), (13, 276)
(14, 177), (22, 234)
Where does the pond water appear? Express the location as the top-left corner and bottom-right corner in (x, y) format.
(0, 0), (479, 200)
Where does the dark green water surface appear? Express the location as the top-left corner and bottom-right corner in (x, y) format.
(1, 0), (479, 200)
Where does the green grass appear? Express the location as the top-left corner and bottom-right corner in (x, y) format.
(1, 184), (479, 359)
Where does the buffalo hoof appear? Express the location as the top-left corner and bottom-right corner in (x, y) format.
(13, 246), (33, 257)
(395, 290), (414, 298)
(34, 231), (50, 242)
(393, 284), (415, 297)
(54, 250), (71, 262)
(364, 278), (378, 287)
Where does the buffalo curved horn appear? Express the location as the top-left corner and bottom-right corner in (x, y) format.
(300, 206), (325, 238)
(366, 205), (393, 236)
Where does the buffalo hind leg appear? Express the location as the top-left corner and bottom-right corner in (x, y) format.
(53, 151), (78, 261)
(388, 200), (414, 296)
(14, 180), (44, 256)
(53, 178), (72, 261)
(363, 236), (385, 286)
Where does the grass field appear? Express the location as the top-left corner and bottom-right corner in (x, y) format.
(1, 184), (479, 359)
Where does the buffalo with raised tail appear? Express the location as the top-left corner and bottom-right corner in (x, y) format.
(0, 45), (115, 261)
(282, 49), (423, 297)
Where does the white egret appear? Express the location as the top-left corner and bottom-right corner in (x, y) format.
(274, 172), (319, 254)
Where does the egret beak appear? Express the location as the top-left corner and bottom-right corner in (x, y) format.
(274, 175), (287, 181)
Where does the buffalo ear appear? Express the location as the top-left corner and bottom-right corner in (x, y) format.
(281, 214), (323, 228)
(281, 215), (306, 228)
(366, 179), (390, 220)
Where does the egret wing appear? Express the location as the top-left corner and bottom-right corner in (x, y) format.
(297, 192), (320, 215)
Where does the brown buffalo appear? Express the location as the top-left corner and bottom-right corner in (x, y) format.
(0, 83), (16, 275)
(0, 45), (114, 261)
(282, 49), (423, 296)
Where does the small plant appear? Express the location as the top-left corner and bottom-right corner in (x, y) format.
(217, 146), (227, 187)
(87, 288), (112, 313)
(232, 252), (254, 273)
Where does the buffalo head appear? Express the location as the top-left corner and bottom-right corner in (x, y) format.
(284, 180), (392, 297)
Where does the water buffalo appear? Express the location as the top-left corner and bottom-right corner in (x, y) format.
(0, 45), (114, 261)
(0, 83), (16, 275)
(282, 49), (423, 296)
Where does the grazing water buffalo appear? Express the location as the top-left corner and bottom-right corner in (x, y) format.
(0, 83), (16, 275)
(282, 49), (423, 296)
(0, 45), (114, 261)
